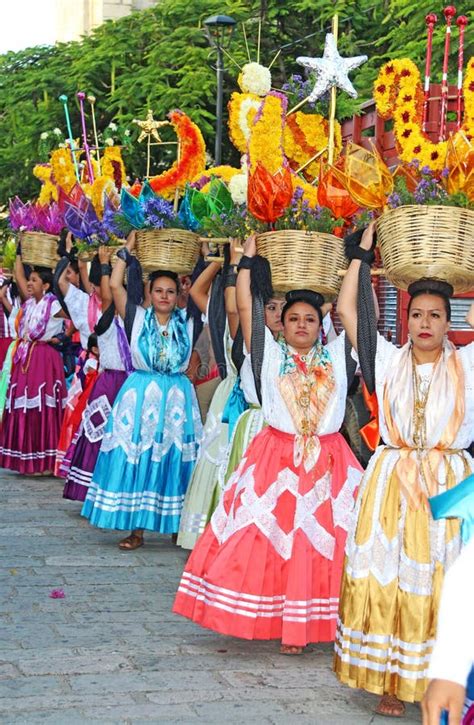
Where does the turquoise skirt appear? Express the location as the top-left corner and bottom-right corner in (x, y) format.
(81, 369), (202, 533)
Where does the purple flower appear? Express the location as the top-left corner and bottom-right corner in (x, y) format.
(441, 167), (450, 178)
(49, 588), (65, 599)
(421, 165), (432, 175)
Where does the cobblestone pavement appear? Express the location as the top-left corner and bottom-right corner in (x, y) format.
(0, 470), (421, 724)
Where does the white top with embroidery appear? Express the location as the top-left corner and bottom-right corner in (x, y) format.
(240, 356), (259, 406)
(64, 285), (93, 348)
(373, 335), (474, 449)
(97, 317), (126, 372)
(258, 328), (348, 435)
(130, 306), (193, 373)
(22, 297), (63, 340)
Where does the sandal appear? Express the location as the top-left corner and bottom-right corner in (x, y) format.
(279, 644), (304, 655)
(374, 695), (406, 718)
(118, 533), (144, 551)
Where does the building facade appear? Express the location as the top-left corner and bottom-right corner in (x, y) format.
(54, 0), (158, 43)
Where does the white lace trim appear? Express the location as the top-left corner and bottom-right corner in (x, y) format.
(210, 462), (361, 561)
(178, 572), (339, 621)
(7, 381), (66, 412)
(85, 483), (185, 515)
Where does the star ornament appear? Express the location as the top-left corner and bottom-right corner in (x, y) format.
(132, 110), (170, 143)
(296, 33), (367, 102)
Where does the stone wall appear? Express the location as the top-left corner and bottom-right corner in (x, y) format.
(54, 0), (159, 43)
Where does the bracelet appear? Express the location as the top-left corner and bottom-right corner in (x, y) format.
(346, 246), (375, 265)
(224, 271), (237, 289)
(100, 263), (112, 276)
(237, 255), (255, 271)
(116, 247), (132, 266)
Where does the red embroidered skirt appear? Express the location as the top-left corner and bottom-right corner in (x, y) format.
(173, 426), (362, 646)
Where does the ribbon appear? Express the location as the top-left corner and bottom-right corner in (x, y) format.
(114, 317), (134, 374)
(360, 383), (381, 451)
(429, 473), (474, 544)
(87, 291), (102, 334)
(221, 378), (249, 440)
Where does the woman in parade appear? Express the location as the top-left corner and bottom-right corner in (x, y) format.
(177, 243), (240, 551)
(81, 232), (202, 550)
(173, 233), (363, 653)
(334, 222), (474, 717)
(54, 235), (104, 476)
(0, 251), (67, 474)
(62, 246), (131, 502)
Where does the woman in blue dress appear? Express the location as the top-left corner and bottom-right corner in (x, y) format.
(81, 232), (202, 549)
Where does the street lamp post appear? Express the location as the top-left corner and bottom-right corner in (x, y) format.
(203, 14), (236, 166)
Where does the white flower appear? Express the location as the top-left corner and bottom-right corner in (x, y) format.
(238, 62), (272, 96)
(104, 137), (114, 146)
(229, 173), (248, 205)
(124, 129), (130, 136)
(40, 132), (49, 140)
(107, 122), (118, 131)
(53, 128), (62, 136)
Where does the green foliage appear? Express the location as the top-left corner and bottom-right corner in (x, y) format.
(0, 0), (473, 207)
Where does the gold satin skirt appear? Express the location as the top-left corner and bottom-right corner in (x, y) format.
(333, 445), (471, 702)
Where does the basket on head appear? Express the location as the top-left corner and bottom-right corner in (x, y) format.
(21, 231), (59, 269)
(135, 229), (200, 275)
(256, 230), (347, 299)
(77, 244), (124, 265)
(376, 205), (474, 293)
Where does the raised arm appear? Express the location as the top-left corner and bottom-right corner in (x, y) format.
(110, 231), (135, 320)
(56, 231), (75, 297)
(224, 238), (242, 340)
(14, 252), (29, 300)
(78, 259), (92, 295)
(236, 234), (256, 352)
(98, 245), (113, 312)
(189, 246), (221, 315)
(0, 282), (13, 314)
(337, 221), (376, 352)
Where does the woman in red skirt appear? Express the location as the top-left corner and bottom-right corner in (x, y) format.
(173, 234), (363, 653)
(0, 251), (67, 474)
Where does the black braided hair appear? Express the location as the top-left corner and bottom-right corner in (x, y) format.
(407, 278), (453, 320)
(249, 255), (274, 405)
(281, 289), (324, 324)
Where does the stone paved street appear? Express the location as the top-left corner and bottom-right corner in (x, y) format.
(0, 470), (421, 724)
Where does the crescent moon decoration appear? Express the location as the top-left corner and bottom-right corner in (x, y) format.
(374, 56), (474, 172)
(130, 110), (206, 200)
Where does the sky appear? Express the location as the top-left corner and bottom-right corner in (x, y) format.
(0, 0), (57, 54)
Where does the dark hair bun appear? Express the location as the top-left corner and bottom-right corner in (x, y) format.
(285, 289), (325, 308)
(148, 269), (180, 292)
(407, 278), (454, 299)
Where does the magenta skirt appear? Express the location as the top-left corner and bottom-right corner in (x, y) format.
(0, 342), (66, 474)
(63, 369), (127, 501)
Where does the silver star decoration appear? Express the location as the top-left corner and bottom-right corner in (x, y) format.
(296, 33), (367, 101)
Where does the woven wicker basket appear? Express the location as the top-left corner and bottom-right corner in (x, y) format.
(256, 230), (347, 298)
(21, 231), (59, 269)
(376, 205), (474, 293)
(136, 229), (200, 275)
(77, 244), (123, 264)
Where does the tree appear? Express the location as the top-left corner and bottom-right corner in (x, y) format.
(0, 0), (472, 205)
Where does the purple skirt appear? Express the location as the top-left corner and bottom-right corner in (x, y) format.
(63, 369), (127, 501)
(0, 342), (66, 474)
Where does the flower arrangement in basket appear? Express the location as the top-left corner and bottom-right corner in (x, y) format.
(103, 181), (200, 275)
(8, 198), (63, 269)
(246, 162), (346, 298)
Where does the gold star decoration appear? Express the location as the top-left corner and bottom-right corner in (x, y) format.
(132, 110), (170, 143)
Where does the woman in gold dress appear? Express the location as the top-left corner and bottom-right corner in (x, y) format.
(334, 222), (474, 717)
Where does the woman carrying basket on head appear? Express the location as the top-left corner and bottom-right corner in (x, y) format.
(0, 249), (67, 475)
(334, 222), (474, 717)
(81, 231), (202, 550)
(173, 233), (362, 654)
